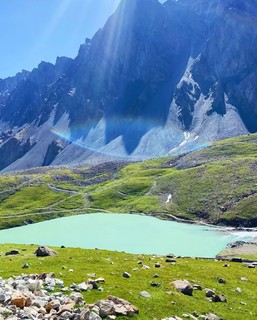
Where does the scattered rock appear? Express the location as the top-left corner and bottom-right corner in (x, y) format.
(172, 280), (193, 296)
(5, 250), (20, 256)
(212, 294), (227, 303)
(223, 264), (230, 267)
(154, 263), (161, 268)
(248, 264), (255, 268)
(139, 291), (151, 298)
(166, 253), (175, 258)
(96, 300), (115, 318)
(150, 282), (160, 287)
(193, 284), (202, 291)
(217, 278), (226, 284)
(142, 265), (150, 270)
(96, 296), (138, 317)
(122, 272), (131, 279)
(240, 277), (248, 282)
(166, 259), (176, 263)
(34, 246), (57, 257)
(206, 313), (220, 320)
(77, 282), (89, 292)
(205, 288), (215, 297)
(153, 273), (159, 278)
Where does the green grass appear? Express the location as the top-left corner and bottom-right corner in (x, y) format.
(0, 185), (66, 215)
(0, 244), (256, 320)
(0, 133), (257, 229)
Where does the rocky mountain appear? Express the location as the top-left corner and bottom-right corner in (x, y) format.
(0, 0), (257, 172)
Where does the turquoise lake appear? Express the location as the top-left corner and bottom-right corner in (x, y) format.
(0, 213), (255, 257)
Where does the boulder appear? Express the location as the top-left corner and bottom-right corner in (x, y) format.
(212, 294), (227, 302)
(5, 250), (20, 256)
(96, 300), (115, 318)
(205, 288), (215, 297)
(34, 246), (57, 257)
(77, 282), (89, 292)
(172, 280), (193, 296)
(80, 308), (102, 320)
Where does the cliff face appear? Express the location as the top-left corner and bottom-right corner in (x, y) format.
(0, 0), (256, 171)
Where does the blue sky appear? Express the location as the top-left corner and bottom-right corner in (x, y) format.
(0, 0), (165, 79)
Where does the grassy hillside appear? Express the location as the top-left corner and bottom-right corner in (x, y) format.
(0, 243), (256, 320)
(0, 133), (257, 229)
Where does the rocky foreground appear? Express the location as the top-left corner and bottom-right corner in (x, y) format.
(1, 245), (256, 320)
(0, 272), (225, 320)
(0, 272), (139, 320)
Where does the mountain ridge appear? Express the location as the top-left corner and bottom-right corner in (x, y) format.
(0, 0), (256, 172)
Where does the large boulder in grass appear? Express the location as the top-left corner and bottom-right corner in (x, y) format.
(172, 280), (193, 296)
(34, 246), (57, 257)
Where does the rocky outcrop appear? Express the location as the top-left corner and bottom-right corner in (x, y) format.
(34, 246), (57, 257)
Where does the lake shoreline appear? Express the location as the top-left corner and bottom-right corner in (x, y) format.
(137, 211), (257, 232)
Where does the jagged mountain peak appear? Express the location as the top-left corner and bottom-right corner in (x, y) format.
(0, 0), (256, 172)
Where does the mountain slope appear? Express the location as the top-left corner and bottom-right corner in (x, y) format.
(0, 0), (257, 171)
(0, 133), (256, 228)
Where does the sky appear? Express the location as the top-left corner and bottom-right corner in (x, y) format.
(0, 0), (165, 79)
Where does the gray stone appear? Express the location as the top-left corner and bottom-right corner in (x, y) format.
(240, 277), (248, 282)
(217, 278), (226, 284)
(77, 282), (89, 292)
(172, 280), (193, 296)
(95, 300), (115, 318)
(139, 291), (151, 298)
(212, 294), (227, 303)
(34, 246), (57, 257)
(193, 284), (202, 290)
(122, 272), (131, 279)
(150, 282), (160, 287)
(206, 313), (220, 320)
(5, 250), (20, 256)
(205, 288), (215, 297)
(166, 259), (176, 263)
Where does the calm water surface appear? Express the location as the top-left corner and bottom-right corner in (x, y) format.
(0, 213), (255, 257)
